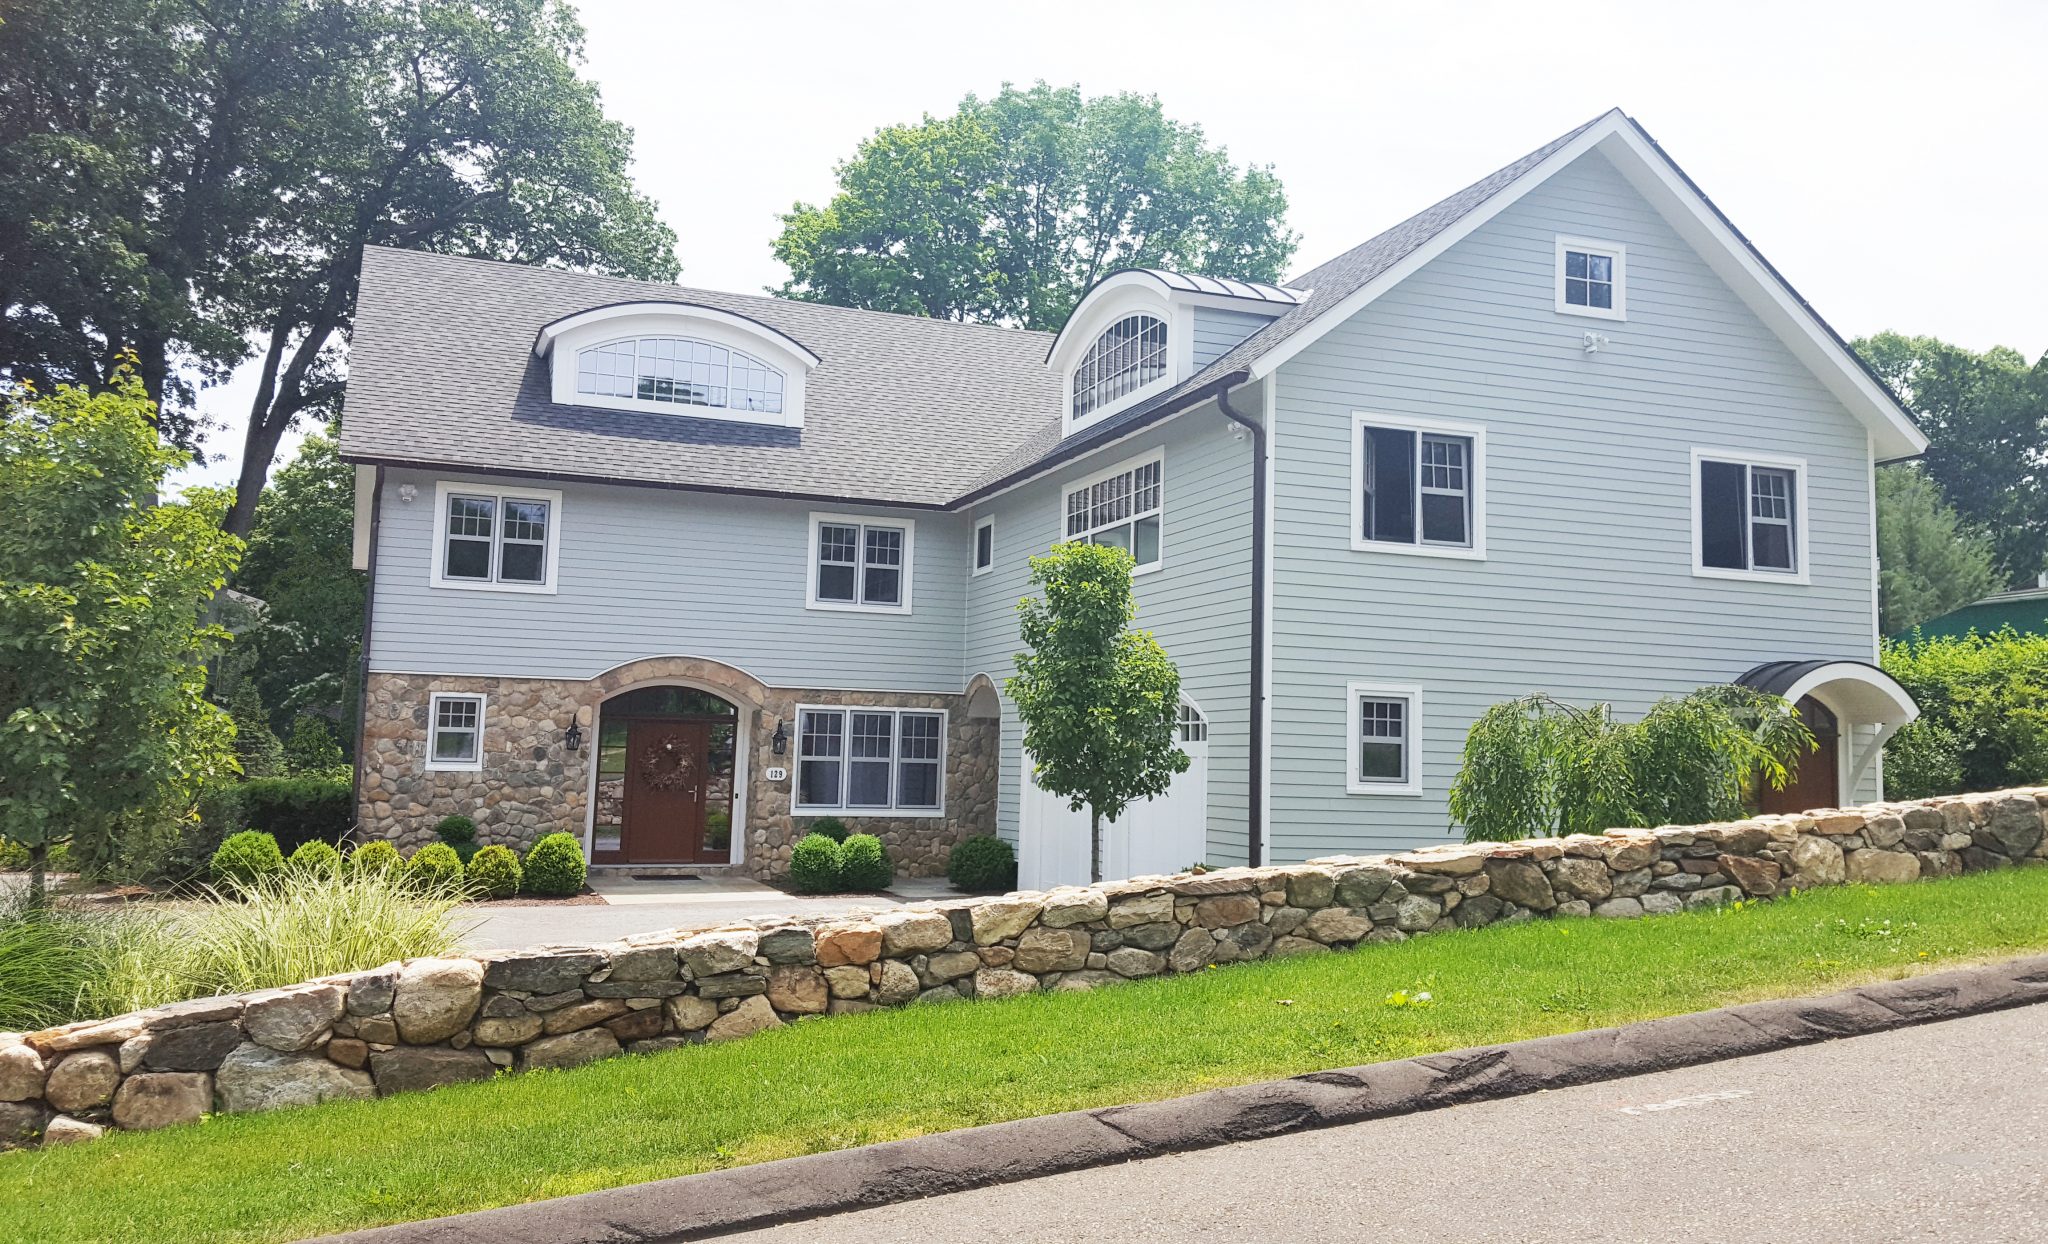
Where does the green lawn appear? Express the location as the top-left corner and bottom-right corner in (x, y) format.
(5, 868), (2047, 1244)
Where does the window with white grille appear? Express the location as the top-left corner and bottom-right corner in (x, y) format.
(427, 694), (485, 771)
(432, 483), (561, 591)
(577, 336), (785, 414)
(809, 514), (914, 611)
(1063, 456), (1163, 571)
(1071, 314), (1168, 421)
(794, 707), (944, 813)
(1694, 451), (1806, 581)
(1346, 684), (1421, 795)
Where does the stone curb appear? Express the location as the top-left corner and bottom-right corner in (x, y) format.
(322, 952), (2048, 1243)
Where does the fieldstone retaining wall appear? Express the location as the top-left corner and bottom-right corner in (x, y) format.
(4, 786), (2043, 1151)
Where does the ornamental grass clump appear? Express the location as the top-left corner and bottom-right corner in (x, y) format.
(404, 842), (464, 893)
(838, 833), (893, 891)
(787, 833), (842, 894)
(209, 830), (284, 893)
(947, 834), (1017, 892)
(464, 844), (522, 900)
(521, 833), (586, 897)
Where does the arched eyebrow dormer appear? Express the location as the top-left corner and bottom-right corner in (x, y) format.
(533, 301), (820, 429)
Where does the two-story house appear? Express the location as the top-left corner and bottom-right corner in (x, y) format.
(341, 109), (1926, 887)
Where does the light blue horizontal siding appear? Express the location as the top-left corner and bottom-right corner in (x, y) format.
(1192, 306), (1278, 369)
(369, 470), (968, 691)
(1267, 150), (1879, 860)
(963, 408), (1255, 862)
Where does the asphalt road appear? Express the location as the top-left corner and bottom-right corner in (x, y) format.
(729, 1002), (2048, 1244)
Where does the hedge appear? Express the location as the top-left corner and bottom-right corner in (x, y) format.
(232, 777), (353, 854)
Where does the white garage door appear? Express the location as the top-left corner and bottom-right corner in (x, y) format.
(1019, 701), (1210, 889)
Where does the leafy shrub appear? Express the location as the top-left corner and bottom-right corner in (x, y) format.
(0, 840), (74, 873)
(838, 833), (894, 891)
(948, 834), (1017, 892)
(286, 840), (342, 877)
(1882, 629), (2048, 799)
(235, 776), (353, 854)
(348, 839), (403, 877)
(806, 816), (850, 844)
(405, 842), (465, 893)
(465, 844), (522, 899)
(788, 833), (843, 894)
(210, 830), (284, 892)
(282, 715), (349, 778)
(522, 832), (587, 897)
(435, 815), (479, 863)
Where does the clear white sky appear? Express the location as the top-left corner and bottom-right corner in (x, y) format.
(174, 0), (2048, 490)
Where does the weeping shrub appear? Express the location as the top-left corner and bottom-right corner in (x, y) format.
(210, 830), (285, 893)
(1448, 685), (1814, 842)
(522, 833), (586, 897)
(788, 833), (843, 894)
(838, 833), (894, 891)
(404, 842), (464, 893)
(465, 844), (522, 900)
(947, 835), (1017, 892)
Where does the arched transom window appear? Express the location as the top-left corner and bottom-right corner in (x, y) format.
(577, 336), (786, 414)
(1071, 314), (1167, 420)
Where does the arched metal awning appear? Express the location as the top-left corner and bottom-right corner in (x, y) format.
(1736, 659), (1919, 798)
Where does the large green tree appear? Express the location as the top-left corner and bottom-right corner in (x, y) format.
(1876, 465), (2002, 634)
(775, 82), (1298, 331)
(0, 0), (679, 535)
(1857, 332), (2047, 587)
(0, 370), (242, 900)
(1007, 542), (1188, 883)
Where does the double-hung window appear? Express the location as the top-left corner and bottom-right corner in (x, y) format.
(809, 514), (913, 611)
(1345, 683), (1421, 795)
(432, 482), (561, 592)
(1555, 236), (1625, 319)
(426, 693), (485, 771)
(1693, 451), (1807, 581)
(794, 706), (944, 814)
(1353, 414), (1483, 556)
(1063, 455), (1163, 571)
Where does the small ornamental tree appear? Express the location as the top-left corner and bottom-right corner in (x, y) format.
(1006, 542), (1188, 882)
(0, 368), (241, 902)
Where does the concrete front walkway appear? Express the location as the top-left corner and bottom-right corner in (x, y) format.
(459, 875), (958, 950)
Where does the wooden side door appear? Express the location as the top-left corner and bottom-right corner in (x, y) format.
(622, 720), (709, 863)
(1759, 696), (1840, 815)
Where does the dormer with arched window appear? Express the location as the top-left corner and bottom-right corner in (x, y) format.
(534, 302), (819, 429)
(1046, 270), (1303, 438)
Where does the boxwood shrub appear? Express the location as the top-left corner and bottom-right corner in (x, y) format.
(522, 832), (586, 897)
(435, 815), (479, 863)
(347, 839), (403, 877)
(286, 840), (342, 877)
(805, 816), (850, 844)
(947, 834), (1017, 893)
(465, 844), (523, 899)
(405, 842), (465, 893)
(210, 830), (284, 893)
(838, 833), (894, 892)
(788, 833), (843, 894)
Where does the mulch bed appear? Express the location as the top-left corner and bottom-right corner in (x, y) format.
(463, 890), (608, 908)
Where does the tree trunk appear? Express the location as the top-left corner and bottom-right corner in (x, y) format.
(1089, 807), (1103, 885)
(25, 842), (48, 910)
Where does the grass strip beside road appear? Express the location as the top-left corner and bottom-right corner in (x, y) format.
(4, 867), (2046, 1244)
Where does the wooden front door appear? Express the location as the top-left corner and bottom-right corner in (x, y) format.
(622, 720), (710, 863)
(1759, 696), (1840, 815)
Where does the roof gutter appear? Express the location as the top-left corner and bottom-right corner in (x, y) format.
(1216, 381), (1266, 869)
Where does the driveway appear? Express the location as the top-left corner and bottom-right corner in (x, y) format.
(459, 875), (958, 949)
(729, 1002), (2048, 1243)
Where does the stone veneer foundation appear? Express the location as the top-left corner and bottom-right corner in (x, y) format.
(4, 786), (2042, 1150)
(358, 657), (998, 878)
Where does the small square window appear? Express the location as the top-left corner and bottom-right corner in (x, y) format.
(1555, 237), (1625, 320)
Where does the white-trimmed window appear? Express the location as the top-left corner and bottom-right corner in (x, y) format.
(1072, 314), (1168, 422)
(1692, 449), (1809, 582)
(1555, 236), (1625, 320)
(430, 482), (562, 592)
(793, 706), (945, 814)
(808, 513), (914, 612)
(1351, 414), (1484, 558)
(1345, 684), (1421, 795)
(576, 336), (785, 414)
(1063, 454), (1164, 572)
(426, 693), (485, 771)
(972, 516), (995, 576)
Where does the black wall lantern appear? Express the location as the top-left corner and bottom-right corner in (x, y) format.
(771, 720), (788, 755)
(564, 720), (583, 752)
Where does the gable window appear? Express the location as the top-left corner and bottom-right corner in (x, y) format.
(431, 482), (561, 592)
(972, 516), (995, 576)
(1072, 314), (1168, 421)
(1555, 237), (1626, 320)
(1064, 455), (1163, 571)
(809, 513), (914, 611)
(794, 706), (944, 814)
(1345, 683), (1421, 795)
(1352, 414), (1484, 557)
(1694, 451), (1807, 581)
(577, 336), (785, 414)
(427, 693), (485, 771)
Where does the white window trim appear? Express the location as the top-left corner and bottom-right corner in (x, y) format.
(1349, 412), (1487, 560)
(537, 304), (814, 429)
(1689, 447), (1812, 585)
(971, 515), (995, 577)
(1053, 289), (1192, 439)
(1057, 449), (1166, 576)
(1345, 683), (1423, 796)
(428, 480), (563, 594)
(425, 692), (486, 772)
(806, 512), (917, 613)
(1555, 235), (1627, 321)
(789, 704), (948, 817)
